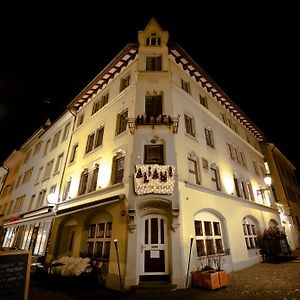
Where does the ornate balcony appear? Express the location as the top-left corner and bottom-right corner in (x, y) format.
(127, 114), (179, 134)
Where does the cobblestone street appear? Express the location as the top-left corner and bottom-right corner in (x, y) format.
(29, 250), (300, 300)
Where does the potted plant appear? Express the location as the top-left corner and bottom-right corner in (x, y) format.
(191, 251), (229, 290)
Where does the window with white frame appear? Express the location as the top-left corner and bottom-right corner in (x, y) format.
(205, 128), (214, 148)
(243, 217), (259, 249)
(34, 167), (43, 184)
(116, 110), (128, 135)
(194, 212), (225, 256)
(184, 114), (195, 137)
(188, 156), (200, 185)
(87, 220), (112, 259)
(146, 56), (161, 71)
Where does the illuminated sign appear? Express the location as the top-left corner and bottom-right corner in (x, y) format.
(134, 164), (175, 195)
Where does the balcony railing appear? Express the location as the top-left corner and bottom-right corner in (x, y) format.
(127, 114), (179, 134)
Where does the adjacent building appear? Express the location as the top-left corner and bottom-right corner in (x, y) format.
(0, 18), (298, 290)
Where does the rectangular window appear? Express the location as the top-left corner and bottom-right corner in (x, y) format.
(205, 128), (214, 148)
(144, 145), (164, 165)
(120, 75), (130, 92)
(116, 110), (128, 135)
(227, 143), (235, 160)
(211, 166), (221, 191)
(145, 95), (162, 117)
(184, 115), (195, 137)
(62, 122), (71, 141)
(188, 157), (200, 185)
(89, 166), (99, 192)
(77, 114), (84, 127)
(146, 56), (161, 71)
(181, 79), (190, 94)
(51, 130), (61, 150)
(95, 127), (104, 148)
(113, 157), (125, 184)
(199, 95), (208, 109)
(253, 160), (259, 176)
(85, 133), (95, 154)
(42, 160), (54, 180)
(62, 179), (71, 201)
(54, 153), (64, 173)
(43, 139), (51, 156)
(78, 170), (89, 195)
(234, 177), (241, 197)
(69, 144), (78, 163)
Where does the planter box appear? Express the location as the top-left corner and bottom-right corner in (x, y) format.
(218, 270), (228, 287)
(191, 271), (203, 287)
(191, 270), (228, 290)
(201, 271), (220, 290)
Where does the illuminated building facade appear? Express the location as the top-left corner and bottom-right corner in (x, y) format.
(0, 18), (290, 290)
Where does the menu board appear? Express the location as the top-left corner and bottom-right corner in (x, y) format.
(0, 250), (31, 300)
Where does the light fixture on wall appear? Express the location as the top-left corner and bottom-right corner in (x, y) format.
(257, 174), (272, 195)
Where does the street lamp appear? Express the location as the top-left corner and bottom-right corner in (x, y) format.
(185, 234), (194, 288)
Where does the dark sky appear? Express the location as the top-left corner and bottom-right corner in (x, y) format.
(0, 3), (299, 180)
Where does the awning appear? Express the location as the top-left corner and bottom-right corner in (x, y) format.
(55, 195), (122, 218)
(3, 211), (56, 228)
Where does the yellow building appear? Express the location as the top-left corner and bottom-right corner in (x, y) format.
(1, 18), (289, 290)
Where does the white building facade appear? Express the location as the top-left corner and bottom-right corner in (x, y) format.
(1, 18), (282, 290)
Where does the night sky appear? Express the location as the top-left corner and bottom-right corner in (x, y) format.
(0, 3), (299, 180)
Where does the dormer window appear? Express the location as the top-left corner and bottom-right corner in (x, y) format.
(146, 33), (161, 46)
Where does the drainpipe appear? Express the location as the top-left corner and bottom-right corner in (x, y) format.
(56, 108), (77, 207)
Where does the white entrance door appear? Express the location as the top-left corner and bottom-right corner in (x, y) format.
(141, 215), (168, 275)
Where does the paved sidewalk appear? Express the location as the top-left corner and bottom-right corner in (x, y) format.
(29, 250), (300, 300)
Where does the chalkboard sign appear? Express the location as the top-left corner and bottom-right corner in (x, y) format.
(0, 250), (31, 300)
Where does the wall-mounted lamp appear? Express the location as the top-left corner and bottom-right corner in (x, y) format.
(127, 118), (136, 134)
(257, 174), (272, 195)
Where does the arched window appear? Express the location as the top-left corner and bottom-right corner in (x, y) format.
(86, 216), (112, 260)
(194, 211), (225, 256)
(243, 217), (259, 249)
